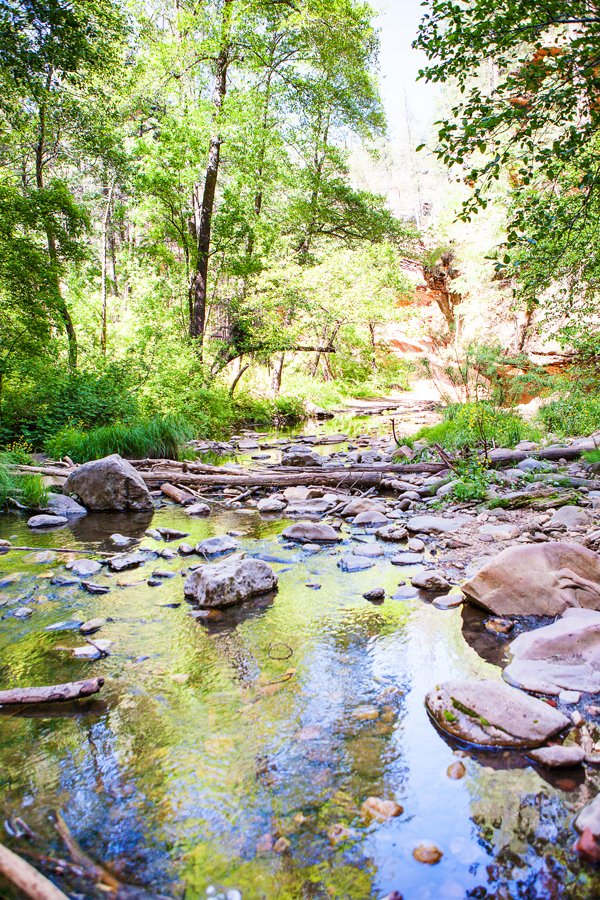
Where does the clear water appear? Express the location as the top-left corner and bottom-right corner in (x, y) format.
(0, 463), (599, 898)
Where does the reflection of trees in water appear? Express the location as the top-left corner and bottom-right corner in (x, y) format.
(464, 764), (600, 897)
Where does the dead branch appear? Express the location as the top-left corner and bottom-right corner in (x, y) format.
(0, 841), (70, 900)
(0, 678), (104, 706)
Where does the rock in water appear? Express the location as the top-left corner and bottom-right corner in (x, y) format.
(411, 570), (451, 591)
(107, 550), (147, 572)
(27, 514), (68, 528)
(186, 502), (211, 517)
(462, 543), (600, 616)
(183, 557), (278, 607)
(503, 607), (600, 694)
(44, 494), (87, 517)
(352, 510), (389, 526)
(337, 555), (375, 572)
(282, 522), (341, 543)
(528, 745), (586, 768)
(70, 559), (102, 577)
(340, 498), (387, 518)
(257, 496), (287, 513)
(425, 678), (570, 747)
(281, 450), (326, 467)
(63, 454), (153, 511)
(195, 535), (239, 558)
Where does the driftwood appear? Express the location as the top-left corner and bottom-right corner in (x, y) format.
(9, 546), (114, 556)
(159, 483), (197, 505)
(0, 841), (70, 900)
(54, 810), (119, 890)
(0, 678), (104, 706)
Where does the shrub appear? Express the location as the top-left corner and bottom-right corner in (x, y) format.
(407, 402), (540, 453)
(0, 454), (48, 509)
(538, 394), (600, 438)
(45, 415), (195, 462)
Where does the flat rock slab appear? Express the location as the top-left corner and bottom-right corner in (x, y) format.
(528, 745), (586, 768)
(64, 454), (153, 511)
(391, 552), (424, 565)
(504, 607), (600, 694)
(107, 551), (148, 572)
(338, 555), (375, 572)
(352, 543), (384, 558)
(184, 557), (277, 607)
(376, 524), (408, 542)
(282, 523), (341, 543)
(195, 535), (239, 558)
(70, 559), (102, 577)
(462, 543), (600, 616)
(353, 511), (389, 525)
(27, 515), (68, 528)
(408, 516), (470, 534)
(425, 678), (570, 748)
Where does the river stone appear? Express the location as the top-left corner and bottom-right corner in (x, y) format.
(411, 569), (451, 591)
(528, 745), (586, 768)
(107, 550), (147, 572)
(186, 502), (211, 517)
(257, 496), (287, 513)
(518, 458), (545, 472)
(547, 505), (594, 531)
(353, 510), (389, 526)
(195, 535), (239, 558)
(27, 514), (68, 528)
(575, 795), (600, 836)
(375, 524), (408, 542)
(238, 438), (259, 450)
(283, 486), (309, 501)
(503, 608), (600, 694)
(407, 515), (469, 534)
(282, 522), (341, 543)
(70, 559), (102, 577)
(79, 618), (105, 634)
(478, 523), (521, 541)
(281, 450), (326, 467)
(352, 543), (384, 558)
(110, 533), (135, 547)
(44, 494), (87, 516)
(462, 543), (600, 616)
(183, 557), (278, 607)
(338, 555), (375, 572)
(426, 679), (570, 747)
(286, 498), (336, 515)
(63, 454), (153, 511)
(391, 552), (423, 565)
(156, 527), (189, 540)
(340, 498), (387, 518)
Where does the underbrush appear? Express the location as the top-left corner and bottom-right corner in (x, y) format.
(538, 392), (600, 438)
(400, 401), (541, 454)
(45, 416), (195, 462)
(0, 452), (48, 509)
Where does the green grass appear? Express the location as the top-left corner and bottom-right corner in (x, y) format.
(45, 415), (196, 463)
(583, 449), (600, 465)
(0, 454), (48, 509)
(538, 394), (600, 438)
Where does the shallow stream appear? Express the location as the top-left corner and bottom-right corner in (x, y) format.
(1, 423), (599, 900)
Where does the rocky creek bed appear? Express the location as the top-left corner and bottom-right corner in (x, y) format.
(5, 420), (600, 899)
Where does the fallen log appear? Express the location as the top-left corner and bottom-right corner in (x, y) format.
(0, 842), (70, 900)
(160, 483), (197, 505)
(537, 446), (582, 461)
(488, 488), (579, 511)
(141, 466), (445, 490)
(0, 677), (104, 706)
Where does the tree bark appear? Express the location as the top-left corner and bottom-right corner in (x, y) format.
(35, 79), (78, 370)
(189, 0), (233, 346)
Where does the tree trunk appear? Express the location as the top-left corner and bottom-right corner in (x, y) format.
(36, 86), (78, 370)
(189, 0), (233, 346)
(269, 352), (285, 397)
(100, 181), (116, 355)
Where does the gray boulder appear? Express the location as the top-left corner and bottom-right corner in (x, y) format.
(478, 522), (520, 542)
(257, 496), (287, 513)
(282, 522), (341, 543)
(462, 542), (600, 616)
(27, 514), (68, 528)
(184, 557), (277, 607)
(353, 510), (388, 526)
(503, 607), (600, 694)
(281, 450), (326, 467)
(63, 454), (153, 511)
(195, 535), (239, 558)
(70, 559), (103, 577)
(425, 678), (570, 747)
(186, 502), (211, 517)
(44, 494), (87, 517)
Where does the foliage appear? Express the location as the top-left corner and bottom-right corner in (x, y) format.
(406, 401), (540, 452)
(538, 389), (600, 437)
(583, 450), (600, 465)
(45, 415), (194, 462)
(451, 458), (493, 502)
(415, 0), (600, 345)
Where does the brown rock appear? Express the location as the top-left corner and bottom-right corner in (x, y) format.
(362, 797), (403, 820)
(413, 843), (443, 864)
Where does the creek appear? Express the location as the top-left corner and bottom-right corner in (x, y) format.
(0, 419), (599, 900)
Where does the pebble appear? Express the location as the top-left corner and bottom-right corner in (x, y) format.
(362, 797), (403, 820)
(305, 582), (321, 589)
(447, 761), (466, 779)
(572, 711), (584, 726)
(80, 618), (105, 634)
(14, 607), (33, 618)
(413, 843), (443, 864)
(363, 587), (385, 601)
(559, 690), (581, 704)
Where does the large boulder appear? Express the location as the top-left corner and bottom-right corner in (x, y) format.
(184, 557), (278, 607)
(282, 522), (341, 543)
(425, 678), (570, 748)
(462, 543), (600, 616)
(281, 450), (326, 467)
(63, 454), (153, 511)
(503, 607), (600, 694)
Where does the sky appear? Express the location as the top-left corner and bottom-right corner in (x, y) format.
(370, 0), (439, 140)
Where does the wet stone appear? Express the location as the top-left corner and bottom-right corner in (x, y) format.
(195, 535), (239, 558)
(352, 543), (384, 558)
(27, 515), (68, 529)
(51, 574), (80, 586)
(337, 555), (375, 572)
(14, 607), (33, 618)
(391, 552), (423, 565)
(80, 618), (105, 634)
(80, 581), (111, 594)
(363, 587), (385, 601)
(70, 559), (102, 577)
(108, 551), (148, 572)
(413, 844), (443, 864)
(528, 745), (586, 768)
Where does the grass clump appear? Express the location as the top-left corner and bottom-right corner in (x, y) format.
(45, 415), (195, 463)
(0, 454), (48, 509)
(538, 393), (600, 438)
(401, 402), (540, 454)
